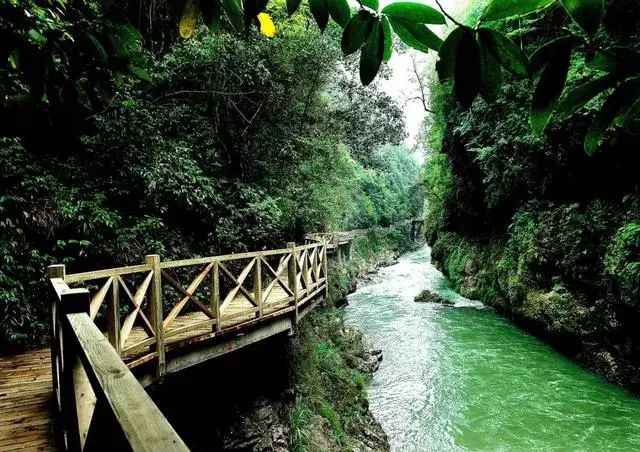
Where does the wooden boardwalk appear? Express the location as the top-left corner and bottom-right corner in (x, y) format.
(0, 283), (321, 451)
(0, 238), (339, 450)
(0, 349), (54, 451)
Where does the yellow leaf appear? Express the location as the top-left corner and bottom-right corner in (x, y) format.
(179, 0), (199, 39)
(257, 13), (276, 38)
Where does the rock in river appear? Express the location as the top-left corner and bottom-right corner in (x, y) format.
(414, 289), (454, 305)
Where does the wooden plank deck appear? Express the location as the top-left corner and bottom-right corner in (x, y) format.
(0, 349), (55, 451)
(0, 279), (325, 451)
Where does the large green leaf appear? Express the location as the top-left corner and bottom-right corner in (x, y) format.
(478, 30), (502, 103)
(616, 97), (640, 127)
(481, 0), (555, 21)
(587, 47), (640, 75)
(381, 2), (445, 24)
(341, 11), (375, 55)
(478, 28), (528, 76)
(560, 0), (603, 35)
(200, 0), (223, 31)
(436, 27), (465, 83)
(454, 30), (481, 109)
(555, 74), (616, 121)
(528, 36), (579, 76)
(389, 18), (442, 53)
(382, 17), (393, 63)
(244, 0), (269, 18)
(327, 0), (351, 28)
(359, 0), (379, 11)
(360, 19), (384, 85)
(79, 31), (108, 63)
(287, 0), (302, 14)
(222, 0), (244, 32)
(585, 78), (640, 155)
(530, 43), (572, 135)
(310, 0), (330, 31)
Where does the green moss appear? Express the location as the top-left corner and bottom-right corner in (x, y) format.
(605, 222), (640, 306)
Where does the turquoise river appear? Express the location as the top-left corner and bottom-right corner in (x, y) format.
(344, 245), (640, 451)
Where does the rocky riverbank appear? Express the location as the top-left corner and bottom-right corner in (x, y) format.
(157, 226), (417, 451)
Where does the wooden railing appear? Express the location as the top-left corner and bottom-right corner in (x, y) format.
(47, 266), (188, 452)
(53, 241), (328, 377)
(47, 240), (329, 450)
(306, 232), (353, 263)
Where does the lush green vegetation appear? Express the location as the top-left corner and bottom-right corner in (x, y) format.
(0, 1), (422, 353)
(425, 0), (640, 388)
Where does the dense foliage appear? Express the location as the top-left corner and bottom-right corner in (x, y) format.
(425, 0), (640, 388)
(0, 2), (421, 353)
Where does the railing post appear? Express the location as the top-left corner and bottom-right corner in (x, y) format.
(145, 254), (165, 378)
(254, 255), (263, 318)
(302, 249), (309, 293)
(322, 241), (329, 298)
(47, 264), (65, 418)
(107, 275), (120, 356)
(287, 242), (299, 324)
(47, 266), (91, 452)
(211, 261), (221, 331)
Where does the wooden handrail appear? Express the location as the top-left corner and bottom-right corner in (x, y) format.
(48, 269), (187, 451)
(48, 239), (335, 449)
(56, 241), (329, 368)
(65, 313), (187, 451)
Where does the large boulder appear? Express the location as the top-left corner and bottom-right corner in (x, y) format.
(414, 290), (454, 305)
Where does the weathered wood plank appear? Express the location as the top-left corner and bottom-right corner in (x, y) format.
(65, 264), (153, 284)
(65, 313), (188, 452)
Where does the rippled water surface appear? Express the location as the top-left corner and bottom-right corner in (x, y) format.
(345, 246), (640, 451)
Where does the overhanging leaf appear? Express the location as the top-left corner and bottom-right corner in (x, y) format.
(560, 0), (604, 35)
(360, 19), (384, 85)
(244, 0), (269, 18)
(481, 0), (555, 21)
(310, 0), (330, 32)
(200, 0), (223, 31)
(528, 35), (579, 76)
(585, 78), (640, 155)
(257, 12), (276, 37)
(381, 2), (445, 24)
(222, 0), (245, 32)
(478, 30), (502, 103)
(287, 0), (302, 14)
(382, 17), (393, 63)
(587, 47), (640, 75)
(454, 30), (481, 108)
(79, 31), (108, 63)
(478, 28), (528, 76)
(530, 43), (572, 135)
(341, 10), (375, 55)
(327, 0), (351, 28)
(179, 0), (200, 38)
(388, 18), (442, 53)
(436, 27), (465, 83)
(555, 74), (616, 121)
(359, 0), (379, 11)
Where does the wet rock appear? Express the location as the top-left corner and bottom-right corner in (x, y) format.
(354, 351), (382, 373)
(414, 289), (454, 305)
(350, 408), (390, 452)
(221, 396), (290, 451)
(306, 415), (338, 451)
